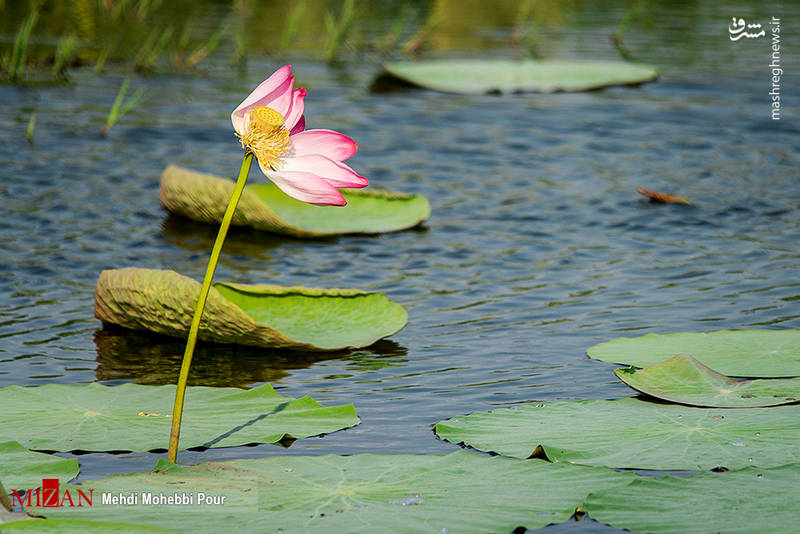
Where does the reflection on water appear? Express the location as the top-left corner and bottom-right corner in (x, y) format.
(94, 328), (407, 387)
(160, 213), (289, 258)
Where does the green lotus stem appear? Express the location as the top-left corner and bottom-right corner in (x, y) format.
(167, 151), (253, 463)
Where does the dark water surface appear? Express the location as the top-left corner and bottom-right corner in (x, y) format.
(1, 2), (799, 532)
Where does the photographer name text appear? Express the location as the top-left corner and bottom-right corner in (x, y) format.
(101, 492), (227, 506)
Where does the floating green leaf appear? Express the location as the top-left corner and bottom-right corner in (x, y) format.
(1, 519), (178, 533)
(585, 464), (800, 533)
(616, 354), (800, 408)
(435, 399), (800, 470)
(0, 383), (358, 452)
(24, 451), (637, 533)
(588, 329), (800, 377)
(95, 268), (407, 351)
(0, 509), (31, 527)
(160, 165), (430, 237)
(0, 442), (79, 490)
(379, 60), (658, 94)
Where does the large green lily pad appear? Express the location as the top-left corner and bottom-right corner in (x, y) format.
(95, 268), (407, 351)
(588, 329), (800, 377)
(435, 398), (800, 470)
(160, 165), (430, 237)
(1, 519), (179, 533)
(379, 59), (658, 94)
(21, 451), (637, 533)
(0, 383), (358, 452)
(616, 354), (800, 408)
(585, 464), (800, 533)
(0, 442), (79, 490)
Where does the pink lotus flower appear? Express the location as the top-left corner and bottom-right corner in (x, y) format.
(231, 65), (367, 206)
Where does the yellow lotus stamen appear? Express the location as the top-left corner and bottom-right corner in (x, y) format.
(250, 106), (284, 130)
(238, 106), (291, 170)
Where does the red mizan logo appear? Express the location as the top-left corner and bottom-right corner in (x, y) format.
(10, 479), (93, 508)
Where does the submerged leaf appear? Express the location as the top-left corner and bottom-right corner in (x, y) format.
(94, 268), (408, 351)
(25, 451), (636, 533)
(0, 383), (359, 452)
(0, 441), (78, 490)
(587, 329), (800, 377)
(379, 59), (658, 94)
(160, 165), (430, 237)
(615, 354), (800, 407)
(585, 464), (800, 533)
(435, 398), (800, 470)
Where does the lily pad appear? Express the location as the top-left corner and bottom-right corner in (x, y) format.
(616, 354), (800, 408)
(0, 383), (359, 452)
(160, 165), (430, 237)
(24, 451), (637, 533)
(435, 398), (800, 470)
(0, 442), (79, 490)
(95, 268), (407, 351)
(1, 519), (179, 533)
(587, 329), (800, 377)
(379, 59), (658, 94)
(585, 464), (800, 533)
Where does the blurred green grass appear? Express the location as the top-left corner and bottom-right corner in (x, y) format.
(0, 0), (574, 83)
